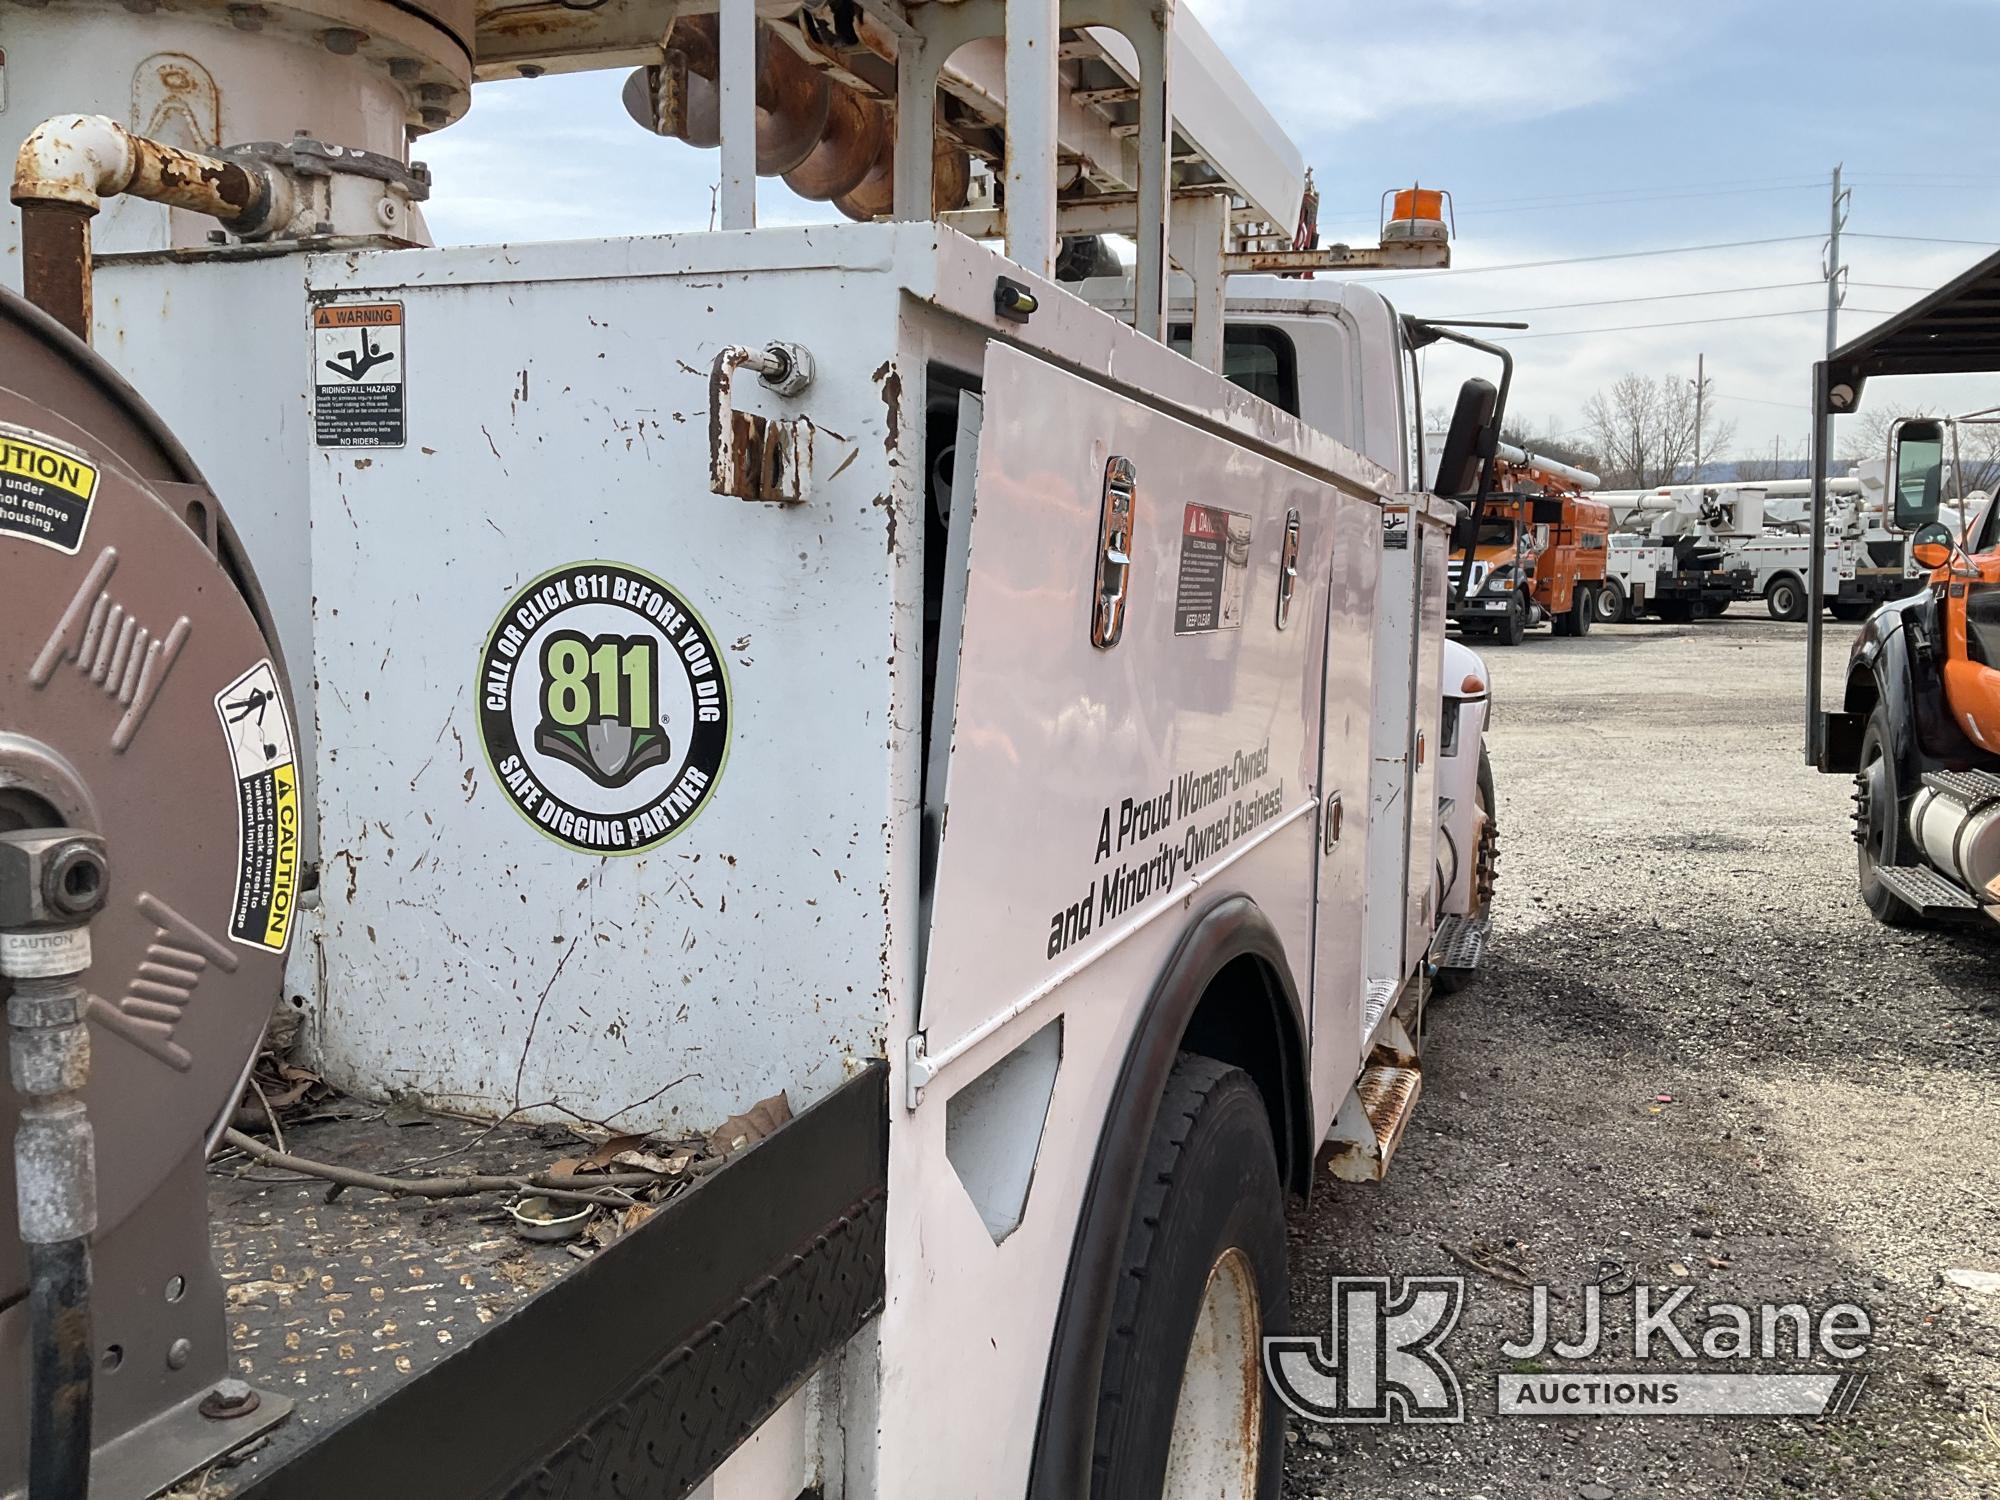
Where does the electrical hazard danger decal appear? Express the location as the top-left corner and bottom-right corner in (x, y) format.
(214, 661), (300, 952)
(479, 562), (731, 855)
(312, 301), (405, 448)
(1174, 503), (1252, 634)
(0, 426), (99, 555)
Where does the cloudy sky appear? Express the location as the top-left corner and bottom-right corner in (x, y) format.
(419, 0), (2000, 461)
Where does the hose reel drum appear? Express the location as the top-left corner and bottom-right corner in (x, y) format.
(0, 288), (294, 1495)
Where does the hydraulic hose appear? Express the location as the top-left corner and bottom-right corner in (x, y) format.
(25, 1236), (91, 1500)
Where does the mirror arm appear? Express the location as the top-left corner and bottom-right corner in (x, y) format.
(1421, 325), (1516, 607)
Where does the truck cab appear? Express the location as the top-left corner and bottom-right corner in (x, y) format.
(1443, 479), (1610, 646)
(1810, 279), (2000, 929)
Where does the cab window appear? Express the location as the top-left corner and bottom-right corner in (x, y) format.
(1168, 324), (1299, 417)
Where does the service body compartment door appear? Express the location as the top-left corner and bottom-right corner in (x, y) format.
(1405, 516), (1449, 960)
(1308, 498), (1385, 1120)
(919, 345), (1347, 1075)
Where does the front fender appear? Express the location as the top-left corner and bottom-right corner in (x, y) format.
(1839, 589), (1974, 778)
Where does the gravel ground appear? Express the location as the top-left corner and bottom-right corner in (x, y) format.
(1283, 612), (2000, 1500)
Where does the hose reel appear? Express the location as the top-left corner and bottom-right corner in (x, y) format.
(1, 287), (294, 1496)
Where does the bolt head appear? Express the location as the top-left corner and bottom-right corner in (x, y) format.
(199, 1377), (262, 1419)
(0, 831), (108, 929)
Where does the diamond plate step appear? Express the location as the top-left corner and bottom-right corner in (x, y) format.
(1922, 769), (2000, 807)
(1324, 1064), (1423, 1183)
(1876, 863), (1978, 914)
(1430, 912), (1489, 972)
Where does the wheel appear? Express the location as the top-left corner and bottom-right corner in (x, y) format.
(1698, 597), (1729, 619)
(1092, 1056), (1287, 1500)
(1830, 600), (1873, 623)
(1570, 588), (1594, 637)
(1494, 595), (1526, 647)
(1594, 576), (1629, 624)
(1551, 608), (1573, 638)
(1855, 707), (1924, 927)
(1433, 746), (1497, 997)
(1765, 573), (1806, 622)
(1656, 600), (1696, 624)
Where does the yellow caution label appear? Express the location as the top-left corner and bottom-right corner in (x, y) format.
(264, 762), (300, 950)
(0, 428), (99, 554)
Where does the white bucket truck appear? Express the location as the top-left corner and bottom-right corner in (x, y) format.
(0, 2), (1497, 1495)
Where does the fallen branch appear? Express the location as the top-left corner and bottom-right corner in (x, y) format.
(219, 1128), (663, 1208)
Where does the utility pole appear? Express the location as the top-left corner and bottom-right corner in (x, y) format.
(1693, 352), (1705, 480)
(1806, 164), (1850, 763)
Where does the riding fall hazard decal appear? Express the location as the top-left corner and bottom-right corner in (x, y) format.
(478, 562), (730, 855)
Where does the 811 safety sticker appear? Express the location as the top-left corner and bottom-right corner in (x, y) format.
(479, 562), (730, 855)
(313, 301), (405, 448)
(0, 425), (99, 554)
(214, 661), (300, 952)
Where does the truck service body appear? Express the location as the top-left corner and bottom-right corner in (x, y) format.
(0, 3), (1497, 1496)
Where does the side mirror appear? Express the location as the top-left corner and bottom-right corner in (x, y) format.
(1910, 519), (1956, 572)
(1891, 417), (1946, 530)
(1433, 378), (1498, 499)
(1449, 503), (1477, 552)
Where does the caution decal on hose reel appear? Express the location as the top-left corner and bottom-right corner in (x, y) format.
(214, 660), (300, 952)
(0, 424), (99, 554)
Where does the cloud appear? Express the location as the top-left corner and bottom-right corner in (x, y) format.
(1196, 0), (1693, 131)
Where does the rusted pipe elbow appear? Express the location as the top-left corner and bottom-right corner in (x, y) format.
(13, 113), (269, 222)
(11, 114), (277, 342)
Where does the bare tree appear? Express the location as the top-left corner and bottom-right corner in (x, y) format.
(1583, 373), (1736, 487)
(1844, 406), (2000, 495)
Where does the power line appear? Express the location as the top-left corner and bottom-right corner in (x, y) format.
(1349, 235), (1820, 283)
(1713, 390), (1811, 411)
(1317, 173), (1848, 224)
(1844, 233), (2000, 247)
(1437, 281), (1819, 317)
(1486, 306), (1898, 341)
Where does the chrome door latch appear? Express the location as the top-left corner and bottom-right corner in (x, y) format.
(1276, 508), (1302, 629)
(1092, 456), (1137, 649)
(1324, 791), (1343, 853)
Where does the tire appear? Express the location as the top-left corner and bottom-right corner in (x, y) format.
(1594, 576), (1629, 624)
(1434, 746), (1497, 997)
(1551, 607), (1573, 638)
(1570, 588), (1594, 637)
(1495, 595), (1526, 647)
(1855, 707), (1923, 927)
(1830, 600), (1873, 623)
(1092, 1057), (1287, 1500)
(1656, 600), (1696, 624)
(1765, 573), (1806, 622)
(1698, 597), (1729, 619)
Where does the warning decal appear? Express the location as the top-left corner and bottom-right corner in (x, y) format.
(1174, 503), (1252, 634)
(214, 661), (299, 952)
(312, 301), (405, 448)
(0, 426), (99, 554)
(478, 562), (731, 856)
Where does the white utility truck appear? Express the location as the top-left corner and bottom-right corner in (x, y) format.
(1596, 477), (1926, 623)
(0, 3), (1497, 1497)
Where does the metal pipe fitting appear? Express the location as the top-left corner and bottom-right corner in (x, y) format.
(11, 114), (279, 340)
(3, 828), (110, 1500)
